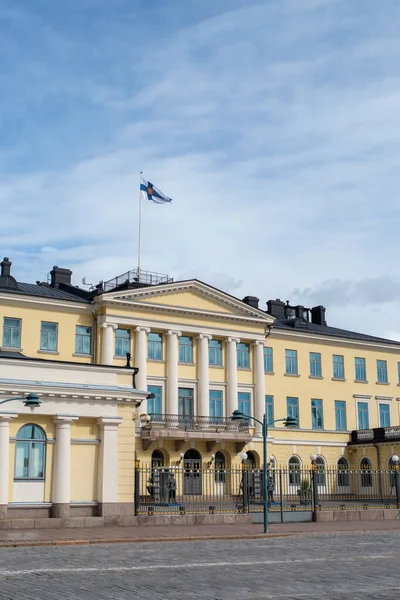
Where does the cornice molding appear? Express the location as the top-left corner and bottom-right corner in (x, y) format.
(270, 328), (400, 353)
(0, 293), (91, 313)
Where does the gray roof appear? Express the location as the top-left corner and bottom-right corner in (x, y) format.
(5, 282), (90, 303)
(273, 319), (400, 346)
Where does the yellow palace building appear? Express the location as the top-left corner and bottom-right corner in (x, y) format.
(1, 256), (400, 523)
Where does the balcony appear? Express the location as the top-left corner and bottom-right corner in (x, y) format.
(350, 426), (400, 444)
(138, 414), (252, 452)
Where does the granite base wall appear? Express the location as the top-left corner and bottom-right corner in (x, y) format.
(315, 508), (400, 522)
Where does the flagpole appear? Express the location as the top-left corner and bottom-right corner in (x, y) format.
(137, 171), (142, 281)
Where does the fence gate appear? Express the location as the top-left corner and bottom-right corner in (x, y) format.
(183, 451), (202, 495)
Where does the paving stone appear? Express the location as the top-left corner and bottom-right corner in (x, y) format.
(0, 531), (399, 599)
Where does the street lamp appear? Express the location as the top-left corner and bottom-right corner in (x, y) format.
(232, 409), (297, 533)
(0, 392), (41, 412)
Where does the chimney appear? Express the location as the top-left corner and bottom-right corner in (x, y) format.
(311, 305), (327, 326)
(266, 299), (286, 319)
(242, 296), (259, 309)
(50, 265), (72, 287)
(1, 257), (11, 276)
(0, 257), (18, 290)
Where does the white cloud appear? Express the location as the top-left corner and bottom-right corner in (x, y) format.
(1, 0), (400, 340)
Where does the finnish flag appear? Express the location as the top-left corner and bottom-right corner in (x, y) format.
(140, 176), (172, 204)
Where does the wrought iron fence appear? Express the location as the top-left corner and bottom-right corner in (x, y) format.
(134, 466), (400, 515)
(143, 414), (250, 432)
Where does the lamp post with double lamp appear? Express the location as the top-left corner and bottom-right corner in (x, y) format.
(232, 410), (297, 533)
(0, 393), (41, 411)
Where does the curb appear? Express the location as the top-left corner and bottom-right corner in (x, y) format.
(0, 532), (297, 548)
(0, 527), (399, 548)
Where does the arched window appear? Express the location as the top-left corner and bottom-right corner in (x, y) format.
(246, 451), (257, 469)
(315, 456), (326, 486)
(215, 451), (226, 483)
(360, 457), (372, 487)
(288, 456), (301, 485)
(151, 449), (164, 469)
(14, 424), (46, 479)
(337, 457), (350, 487)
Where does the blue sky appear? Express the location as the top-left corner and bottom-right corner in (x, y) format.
(1, 0), (400, 338)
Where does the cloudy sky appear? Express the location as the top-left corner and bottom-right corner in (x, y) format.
(1, 0), (400, 339)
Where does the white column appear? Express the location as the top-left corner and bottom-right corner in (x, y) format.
(226, 337), (240, 417)
(0, 413), (17, 520)
(254, 341), (266, 435)
(52, 416), (78, 518)
(97, 417), (122, 516)
(135, 327), (150, 390)
(167, 330), (181, 415)
(101, 322), (118, 365)
(198, 334), (212, 417)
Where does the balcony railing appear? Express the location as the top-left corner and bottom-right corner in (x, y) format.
(350, 426), (400, 444)
(141, 414), (250, 432)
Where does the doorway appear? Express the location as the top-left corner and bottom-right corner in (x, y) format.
(183, 449), (202, 495)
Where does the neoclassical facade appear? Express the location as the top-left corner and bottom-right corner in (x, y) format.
(1, 256), (400, 516)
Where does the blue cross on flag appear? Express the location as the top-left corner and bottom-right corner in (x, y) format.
(140, 176), (172, 204)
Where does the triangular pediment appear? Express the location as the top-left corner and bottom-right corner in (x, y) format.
(99, 279), (273, 323)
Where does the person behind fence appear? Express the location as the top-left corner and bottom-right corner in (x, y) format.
(167, 472), (176, 502)
(267, 473), (275, 504)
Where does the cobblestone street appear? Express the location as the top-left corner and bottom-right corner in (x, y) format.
(0, 531), (399, 599)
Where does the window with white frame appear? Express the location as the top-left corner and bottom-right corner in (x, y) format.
(115, 328), (130, 357)
(75, 325), (92, 355)
(179, 336), (193, 363)
(14, 424), (46, 479)
(3, 317), (21, 348)
(237, 343), (250, 368)
(148, 332), (163, 360)
(40, 321), (58, 352)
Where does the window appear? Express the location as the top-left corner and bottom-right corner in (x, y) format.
(337, 457), (350, 487)
(148, 332), (163, 360)
(3, 317), (21, 348)
(379, 404), (390, 428)
(333, 355), (345, 379)
(237, 343), (250, 368)
(355, 357), (366, 382)
(285, 349), (298, 375)
(264, 347), (273, 373)
(147, 385), (162, 415)
(115, 328), (130, 357)
(287, 397), (299, 427)
(358, 402), (369, 430)
(398, 362), (400, 384)
(288, 456), (301, 485)
(309, 352), (322, 377)
(315, 456), (326, 486)
(265, 395), (274, 425)
(40, 321), (58, 351)
(335, 400), (347, 431)
(14, 425), (46, 479)
(238, 392), (251, 417)
(311, 399), (323, 430)
(178, 388), (194, 417)
(209, 339), (222, 366)
(75, 325), (92, 355)
(179, 336), (193, 363)
(360, 457), (372, 487)
(209, 390), (223, 421)
(377, 359), (388, 383)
